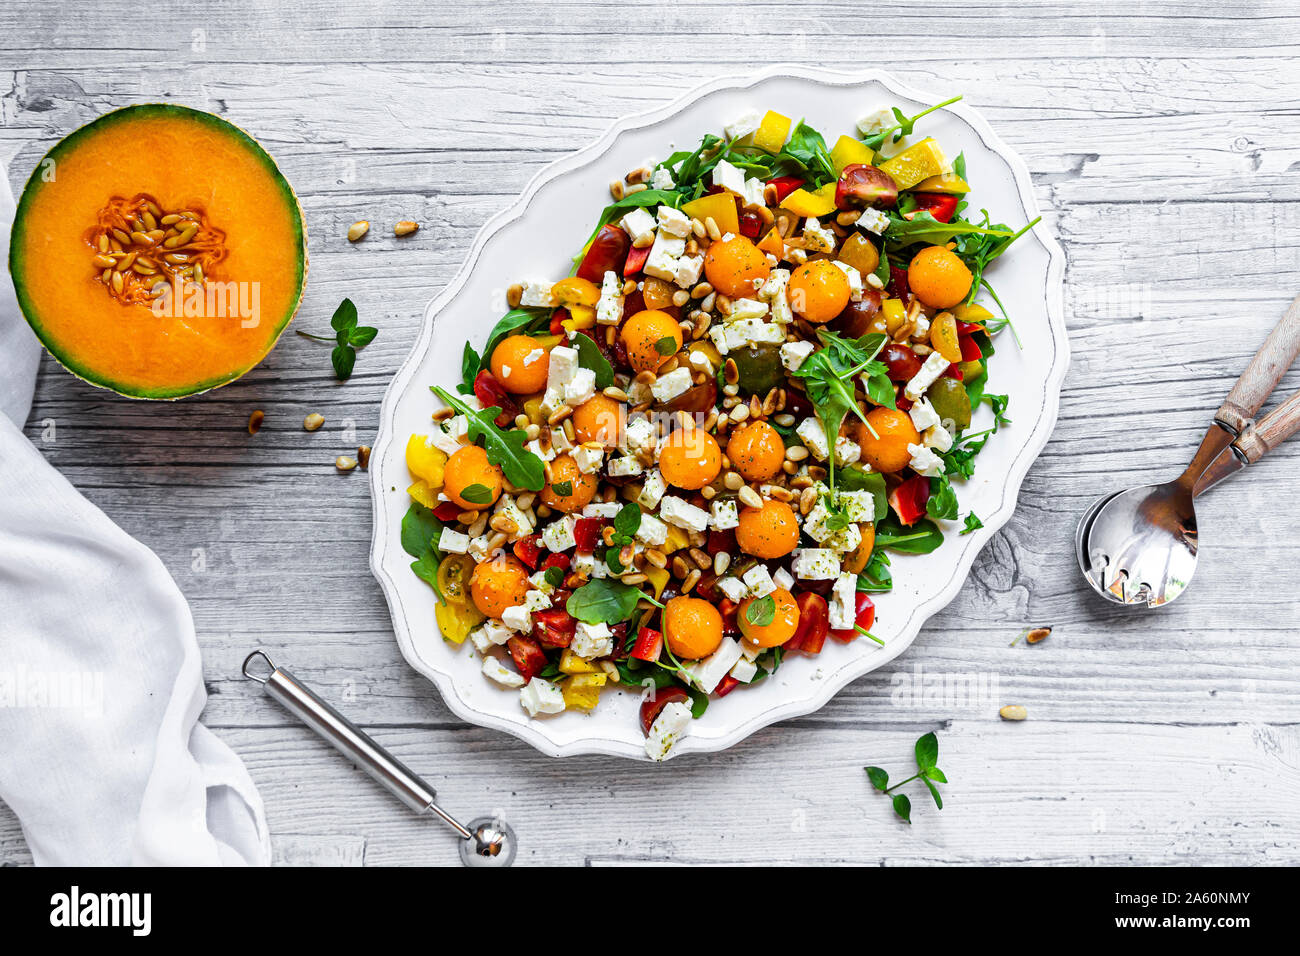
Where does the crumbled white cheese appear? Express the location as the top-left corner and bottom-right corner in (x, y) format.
(645, 699), (693, 761)
(796, 417), (830, 461)
(651, 367), (693, 404)
(924, 422), (954, 453)
(581, 501), (623, 519)
(596, 270), (624, 326)
(773, 567), (795, 592)
(660, 495), (710, 532)
(684, 638), (744, 694)
(620, 207), (656, 246)
(742, 564), (775, 597)
(607, 455), (644, 478)
(803, 217), (837, 253)
(438, 527), (470, 554)
(724, 110), (763, 141)
(481, 655), (526, 688)
(564, 367), (597, 407)
(542, 514), (577, 553)
(904, 350), (951, 402)
(643, 231), (687, 282)
(638, 470), (667, 509)
(501, 604), (532, 633)
(572, 441), (604, 475)
(831, 260), (864, 300)
(791, 548), (841, 580)
(635, 512), (668, 547)
(672, 254), (704, 289)
(909, 397), (942, 433)
(857, 207), (890, 236)
(717, 576), (748, 603)
(571, 621), (614, 659)
(830, 573), (858, 630)
(711, 158), (747, 194)
(650, 167), (675, 190)
(519, 279), (556, 308)
(907, 442), (945, 477)
(519, 677), (566, 716)
(710, 497), (739, 530)
(729, 298), (769, 321)
(835, 436), (861, 466)
(781, 340), (815, 373)
(730, 656), (758, 683)
(657, 205), (692, 238)
(623, 416), (656, 456)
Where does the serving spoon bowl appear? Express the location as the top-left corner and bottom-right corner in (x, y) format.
(1078, 294), (1300, 607)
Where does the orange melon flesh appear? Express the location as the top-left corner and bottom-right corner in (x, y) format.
(9, 105), (306, 398)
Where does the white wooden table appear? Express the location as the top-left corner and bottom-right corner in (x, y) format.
(3, 1), (1300, 866)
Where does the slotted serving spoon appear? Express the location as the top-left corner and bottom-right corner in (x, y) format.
(1077, 293), (1300, 607)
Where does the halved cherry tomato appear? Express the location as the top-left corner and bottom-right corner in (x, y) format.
(959, 335), (983, 362)
(887, 265), (911, 304)
(573, 517), (603, 553)
(830, 592), (876, 643)
(532, 607), (575, 648)
(508, 635), (548, 682)
(881, 343), (922, 382)
(718, 598), (740, 637)
(907, 193), (959, 223)
(714, 674), (742, 697)
(540, 552), (571, 574)
(765, 176), (805, 204)
(942, 364), (964, 380)
(707, 528), (737, 555)
(473, 369), (518, 428)
(639, 686), (691, 735)
(437, 553), (475, 605)
(435, 599), (483, 645)
(513, 535), (543, 570)
(433, 501), (463, 522)
(738, 210), (763, 239)
(631, 627), (663, 662)
(576, 224), (629, 283)
(549, 306), (570, 336)
(624, 244), (650, 277)
(888, 473), (931, 526)
(786, 592), (829, 654)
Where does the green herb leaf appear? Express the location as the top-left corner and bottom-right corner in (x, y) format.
(745, 593), (776, 627)
(915, 731), (939, 771)
(566, 578), (648, 625)
(459, 483), (493, 505)
(410, 552), (442, 600)
(349, 326), (378, 348)
(654, 335), (677, 356)
(687, 687), (710, 719)
(330, 297), (358, 334)
(925, 767), (948, 784)
(884, 211), (1014, 252)
(922, 777), (943, 810)
(926, 474), (959, 521)
(960, 512), (984, 535)
(612, 502), (642, 541)
(865, 766), (889, 791)
(775, 120), (836, 187)
(892, 793), (912, 824)
(331, 343), (357, 381)
(572, 332), (614, 388)
(860, 95), (963, 151)
(459, 342), (481, 394)
(543, 566), (565, 588)
(431, 386), (545, 491)
(858, 549), (893, 593)
(875, 515), (944, 554)
(550, 480), (574, 497)
(401, 502), (444, 559)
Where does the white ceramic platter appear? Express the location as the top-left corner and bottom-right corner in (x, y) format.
(369, 66), (1068, 761)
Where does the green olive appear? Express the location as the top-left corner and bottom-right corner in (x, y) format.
(926, 377), (971, 431)
(729, 343), (784, 396)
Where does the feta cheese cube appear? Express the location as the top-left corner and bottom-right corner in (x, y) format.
(660, 495), (710, 533)
(829, 573), (857, 630)
(710, 497), (739, 530)
(907, 443), (945, 477)
(708, 323), (731, 355)
(519, 279), (556, 308)
(743, 564), (775, 597)
(481, 655), (525, 688)
(572, 441), (604, 475)
(837, 490), (877, 524)
(773, 567), (795, 592)
(470, 621), (513, 652)
(729, 297), (769, 321)
(831, 260), (863, 300)
(526, 438), (556, 462)
(717, 576), (748, 602)
(803, 217), (837, 253)
(619, 206), (656, 246)
(657, 205), (692, 238)
(672, 254), (704, 289)
(781, 340), (815, 373)
(792, 548), (841, 580)
(550, 426), (573, 454)
(608, 455), (644, 478)
(523, 590), (551, 613)
(857, 108), (892, 135)
(582, 501), (624, 519)
(494, 495), (534, 540)
(546, 345), (579, 394)
(645, 700), (693, 761)
(638, 470), (667, 509)
(564, 367), (597, 407)
(857, 207), (890, 236)
(635, 512), (668, 547)
(683, 638), (744, 693)
(438, 527), (471, 554)
(471, 627), (495, 653)
(468, 535), (493, 563)
(650, 166), (676, 190)
(624, 416), (656, 456)
(427, 427), (461, 458)
(724, 109), (763, 141)
(759, 268), (790, 301)
(651, 367), (693, 403)
(529, 570), (555, 594)
(835, 436), (861, 466)
(903, 350), (950, 402)
(520, 677), (566, 717)
(909, 397), (942, 433)
(740, 638), (763, 660)
(924, 422), (954, 453)
(571, 551), (607, 579)
(542, 514), (577, 553)
(501, 604), (532, 633)
(730, 656), (758, 683)
(711, 158), (747, 195)
(796, 417), (830, 461)
(643, 231), (686, 282)
(571, 621), (614, 659)
(628, 379), (654, 405)
(596, 270), (625, 325)
(741, 177), (767, 209)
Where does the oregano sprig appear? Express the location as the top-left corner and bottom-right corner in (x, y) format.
(296, 298), (378, 381)
(865, 731), (948, 823)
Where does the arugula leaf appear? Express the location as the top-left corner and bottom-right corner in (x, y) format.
(860, 95), (963, 151)
(431, 386), (545, 491)
(775, 120), (836, 187)
(858, 549), (893, 592)
(571, 332), (614, 388)
(566, 578), (652, 625)
(926, 474), (959, 521)
(960, 512), (984, 535)
(745, 593), (776, 627)
(884, 211), (1013, 252)
(875, 515), (944, 554)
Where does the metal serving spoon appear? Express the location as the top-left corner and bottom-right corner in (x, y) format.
(242, 651), (516, 866)
(1078, 294), (1300, 607)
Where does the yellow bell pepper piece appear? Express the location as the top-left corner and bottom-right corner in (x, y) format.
(682, 191), (739, 237)
(533, 334), (564, 349)
(662, 524), (691, 554)
(752, 110), (792, 153)
(643, 565), (669, 600)
(914, 172), (970, 195)
(407, 480), (440, 510)
(780, 182), (837, 218)
(435, 600), (482, 645)
(562, 305), (596, 332)
(882, 298), (907, 336)
(830, 135), (874, 175)
(405, 435), (447, 486)
(952, 303), (995, 327)
(559, 649), (602, 675)
(562, 673), (607, 711)
(878, 138), (947, 192)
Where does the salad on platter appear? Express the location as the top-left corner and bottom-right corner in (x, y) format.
(399, 96), (1036, 760)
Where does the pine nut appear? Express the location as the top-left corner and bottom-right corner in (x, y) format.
(738, 486), (763, 509)
(999, 705), (1028, 721)
(247, 410), (264, 435)
(347, 220), (370, 242)
(394, 220), (419, 237)
(336, 456), (358, 472)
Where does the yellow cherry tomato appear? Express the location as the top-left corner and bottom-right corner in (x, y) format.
(405, 434), (448, 486)
(437, 553), (476, 606)
(787, 259), (851, 323)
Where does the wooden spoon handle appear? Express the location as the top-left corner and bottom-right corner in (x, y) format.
(1216, 293), (1300, 434)
(1233, 388), (1300, 463)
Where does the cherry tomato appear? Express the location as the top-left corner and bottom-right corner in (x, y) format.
(532, 608), (575, 649)
(631, 627), (663, 663)
(508, 635), (548, 682)
(473, 369), (518, 428)
(436, 554), (475, 605)
(576, 224), (629, 282)
(738, 210), (763, 239)
(881, 343), (922, 382)
(573, 517), (603, 553)
(435, 599), (483, 645)
(433, 501), (462, 522)
(714, 674), (742, 697)
(887, 265), (911, 304)
(786, 592), (829, 654)
(624, 244), (650, 277)
(888, 473), (931, 526)
(639, 686), (691, 735)
(834, 164), (898, 209)
(830, 592), (876, 643)
(512, 535), (543, 570)
(960, 335), (983, 362)
(907, 193), (959, 223)
(540, 552), (571, 574)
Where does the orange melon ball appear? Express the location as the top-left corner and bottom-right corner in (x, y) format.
(659, 427), (722, 490)
(663, 596), (724, 660)
(620, 309), (683, 373)
(572, 393), (623, 448)
(442, 445), (503, 510)
(704, 235), (771, 298)
(737, 588), (800, 648)
(539, 453), (599, 513)
(907, 245), (972, 309)
(851, 407), (920, 474)
(490, 334), (549, 394)
(470, 554), (531, 619)
(787, 260), (851, 323)
(735, 499), (800, 559)
(726, 420), (785, 482)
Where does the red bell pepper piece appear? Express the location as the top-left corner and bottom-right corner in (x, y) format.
(573, 518), (603, 553)
(532, 607), (576, 649)
(830, 592), (876, 643)
(631, 627), (663, 663)
(433, 501), (462, 522)
(623, 244), (650, 277)
(706, 528), (737, 555)
(765, 176), (804, 204)
(786, 592), (829, 654)
(714, 674), (742, 697)
(959, 335), (983, 362)
(907, 192), (960, 223)
(639, 686), (691, 735)
(472, 369), (518, 428)
(507, 636), (548, 682)
(956, 320), (985, 336)
(895, 395), (914, 412)
(576, 224), (629, 283)
(549, 306), (569, 336)
(888, 473), (931, 526)
(512, 535), (543, 570)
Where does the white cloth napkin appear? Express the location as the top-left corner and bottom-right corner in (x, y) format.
(0, 163), (269, 865)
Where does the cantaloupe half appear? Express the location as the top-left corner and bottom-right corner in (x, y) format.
(9, 104), (307, 399)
